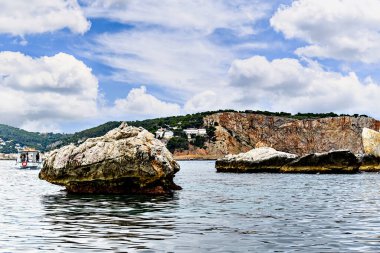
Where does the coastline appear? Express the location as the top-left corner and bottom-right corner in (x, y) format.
(174, 154), (219, 161)
(0, 153), (17, 160)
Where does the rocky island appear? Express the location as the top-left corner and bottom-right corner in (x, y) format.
(216, 127), (380, 174)
(216, 148), (360, 174)
(39, 122), (181, 195)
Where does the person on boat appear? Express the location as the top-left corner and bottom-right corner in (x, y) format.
(20, 153), (26, 162)
(36, 152), (40, 162)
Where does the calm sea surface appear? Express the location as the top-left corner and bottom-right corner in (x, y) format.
(1, 160), (380, 252)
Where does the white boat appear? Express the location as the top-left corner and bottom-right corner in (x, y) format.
(16, 148), (42, 169)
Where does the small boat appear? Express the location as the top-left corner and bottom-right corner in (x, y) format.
(16, 148), (42, 169)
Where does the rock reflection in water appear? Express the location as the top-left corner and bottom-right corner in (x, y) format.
(41, 193), (179, 251)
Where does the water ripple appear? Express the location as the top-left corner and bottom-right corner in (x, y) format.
(1, 160), (380, 252)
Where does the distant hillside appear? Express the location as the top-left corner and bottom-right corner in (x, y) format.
(0, 110), (373, 154)
(0, 124), (66, 153)
(52, 110), (372, 151)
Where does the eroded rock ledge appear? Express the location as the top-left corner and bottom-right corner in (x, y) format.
(39, 122), (181, 195)
(215, 147), (298, 173)
(216, 147), (360, 174)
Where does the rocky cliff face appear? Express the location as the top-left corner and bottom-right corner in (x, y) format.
(195, 112), (380, 158)
(362, 128), (380, 157)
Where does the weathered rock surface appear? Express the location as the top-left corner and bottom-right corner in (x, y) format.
(358, 154), (380, 172)
(281, 150), (360, 174)
(216, 148), (360, 174)
(192, 113), (380, 158)
(362, 128), (380, 157)
(39, 123), (181, 195)
(216, 147), (298, 173)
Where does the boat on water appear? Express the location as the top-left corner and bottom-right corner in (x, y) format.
(16, 148), (42, 169)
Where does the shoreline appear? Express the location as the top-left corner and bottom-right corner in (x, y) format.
(0, 153), (17, 160)
(174, 155), (220, 161)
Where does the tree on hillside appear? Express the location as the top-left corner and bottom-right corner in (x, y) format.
(167, 137), (189, 153)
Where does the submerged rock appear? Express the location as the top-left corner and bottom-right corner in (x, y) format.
(280, 150), (360, 174)
(362, 128), (380, 157)
(215, 147), (298, 172)
(39, 122), (181, 195)
(358, 154), (380, 172)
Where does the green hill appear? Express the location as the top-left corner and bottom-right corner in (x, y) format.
(0, 124), (66, 153)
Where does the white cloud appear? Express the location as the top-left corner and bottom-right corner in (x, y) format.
(228, 56), (380, 117)
(0, 0), (89, 36)
(112, 86), (181, 118)
(92, 30), (232, 95)
(81, 0), (268, 35)
(270, 0), (380, 63)
(80, 0), (274, 106)
(0, 52), (99, 132)
(184, 91), (221, 113)
(20, 120), (61, 133)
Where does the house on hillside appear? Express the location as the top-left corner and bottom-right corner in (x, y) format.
(183, 128), (207, 139)
(155, 128), (174, 139)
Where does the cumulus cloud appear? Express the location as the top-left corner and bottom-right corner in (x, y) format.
(0, 0), (89, 36)
(0, 52), (99, 132)
(112, 86), (181, 118)
(228, 56), (380, 117)
(0, 51), (188, 132)
(270, 0), (380, 63)
(184, 91), (223, 113)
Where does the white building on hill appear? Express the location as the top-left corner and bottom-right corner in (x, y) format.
(155, 128), (174, 139)
(183, 128), (207, 139)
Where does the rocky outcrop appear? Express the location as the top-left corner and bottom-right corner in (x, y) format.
(216, 147), (298, 172)
(216, 148), (360, 174)
(358, 155), (380, 172)
(281, 150), (360, 174)
(39, 123), (181, 195)
(362, 128), (380, 157)
(198, 113), (380, 158)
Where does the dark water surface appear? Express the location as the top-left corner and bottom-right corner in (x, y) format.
(1, 160), (380, 252)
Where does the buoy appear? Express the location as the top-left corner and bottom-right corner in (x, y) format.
(22, 161), (27, 167)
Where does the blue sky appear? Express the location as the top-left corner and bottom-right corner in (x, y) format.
(0, 0), (379, 133)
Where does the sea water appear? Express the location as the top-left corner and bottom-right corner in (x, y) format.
(1, 160), (380, 252)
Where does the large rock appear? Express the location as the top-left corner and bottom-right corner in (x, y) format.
(216, 148), (360, 174)
(280, 150), (360, 174)
(39, 123), (181, 195)
(362, 128), (380, 157)
(358, 154), (380, 172)
(215, 147), (298, 173)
